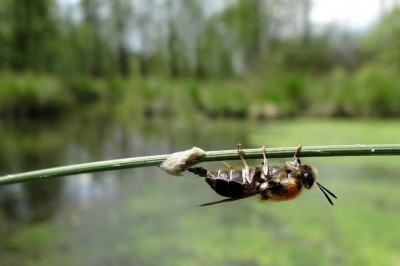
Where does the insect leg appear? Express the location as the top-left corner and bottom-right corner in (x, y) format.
(293, 145), (303, 165)
(187, 167), (208, 177)
(237, 143), (248, 167)
(261, 146), (269, 177)
(222, 161), (234, 169)
(237, 143), (250, 183)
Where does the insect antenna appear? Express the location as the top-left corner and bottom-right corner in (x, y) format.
(316, 182), (337, 205)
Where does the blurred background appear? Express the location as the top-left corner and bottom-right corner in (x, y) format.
(0, 0), (399, 265)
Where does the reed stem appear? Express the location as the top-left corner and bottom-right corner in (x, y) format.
(1, 144), (399, 186)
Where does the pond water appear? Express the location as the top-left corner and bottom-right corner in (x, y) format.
(0, 113), (399, 266)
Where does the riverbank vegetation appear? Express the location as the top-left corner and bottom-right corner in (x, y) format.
(0, 1), (399, 119)
(1, 65), (400, 120)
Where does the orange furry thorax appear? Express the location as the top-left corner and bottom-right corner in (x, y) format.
(269, 182), (302, 201)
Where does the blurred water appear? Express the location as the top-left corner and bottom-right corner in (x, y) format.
(0, 116), (399, 266)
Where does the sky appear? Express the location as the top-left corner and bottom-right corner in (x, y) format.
(60, 0), (397, 31)
(310, 0), (382, 30)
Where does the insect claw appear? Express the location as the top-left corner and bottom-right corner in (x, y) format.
(294, 145), (302, 165)
(237, 143), (250, 180)
(237, 143), (247, 166)
(222, 161), (233, 169)
(261, 146), (268, 176)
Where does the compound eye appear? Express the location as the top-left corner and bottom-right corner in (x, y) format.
(303, 171), (315, 189)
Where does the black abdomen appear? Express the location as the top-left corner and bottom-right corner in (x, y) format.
(188, 167), (260, 198)
(205, 178), (245, 197)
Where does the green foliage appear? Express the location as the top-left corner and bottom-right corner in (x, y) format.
(222, 0), (263, 65)
(352, 63), (400, 116)
(0, 72), (72, 117)
(269, 37), (335, 73)
(0, 73), (119, 117)
(360, 8), (400, 68)
(64, 77), (107, 103)
(196, 22), (234, 78)
(7, 0), (59, 71)
(1, 2), (400, 119)
(3, 222), (68, 265)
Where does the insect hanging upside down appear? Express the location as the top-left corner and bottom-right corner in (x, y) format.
(188, 144), (337, 206)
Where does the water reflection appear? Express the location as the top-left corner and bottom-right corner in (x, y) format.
(1, 116), (399, 265)
(0, 115), (250, 223)
(0, 183), (29, 221)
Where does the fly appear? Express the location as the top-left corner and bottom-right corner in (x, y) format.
(188, 144), (337, 206)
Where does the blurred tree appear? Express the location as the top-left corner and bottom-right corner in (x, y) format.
(166, 0), (182, 78)
(0, 0), (383, 81)
(184, 0), (206, 78)
(109, 0), (132, 77)
(360, 8), (400, 70)
(8, 0), (59, 72)
(79, 0), (111, 77)
(0, 0), (10, 69)
(194, 16), (235, 78)
(222, 0), (265, 73)
(132, 0), (156, 77)
(165, 0), (206, 78)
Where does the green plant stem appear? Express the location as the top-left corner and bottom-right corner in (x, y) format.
(1, 144), (399, 186)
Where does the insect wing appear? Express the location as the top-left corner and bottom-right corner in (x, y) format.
(199, 193), (259, 207)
